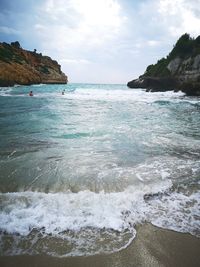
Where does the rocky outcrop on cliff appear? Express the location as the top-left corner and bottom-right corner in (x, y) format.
(127, 77), (178, 92)
(0, 41), (68, 86)
(127, 34), (200, 96)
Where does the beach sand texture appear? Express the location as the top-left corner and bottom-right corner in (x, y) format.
(1, 224), (200, 267)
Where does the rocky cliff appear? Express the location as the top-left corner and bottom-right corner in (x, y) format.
(0, 41), (68, 86)
(127, 34), (200, 96)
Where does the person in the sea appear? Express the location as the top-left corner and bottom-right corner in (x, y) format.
(62, 90), (65, 95)
(29, 91), (33, 96)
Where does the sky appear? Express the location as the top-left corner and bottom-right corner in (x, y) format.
(0, 0), (200, 84)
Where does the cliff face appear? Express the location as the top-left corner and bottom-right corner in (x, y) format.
(127, 34), (200, 96)
(0, 42), (68, 86)
(167, 55), (200, 95)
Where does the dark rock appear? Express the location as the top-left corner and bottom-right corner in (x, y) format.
(127, 77), (177, 92)
(180, 82), (200, 96)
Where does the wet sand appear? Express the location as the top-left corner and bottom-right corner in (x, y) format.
(0, 223), (200, 267)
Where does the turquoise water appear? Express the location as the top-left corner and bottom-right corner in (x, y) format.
(0, 83), (200, 256)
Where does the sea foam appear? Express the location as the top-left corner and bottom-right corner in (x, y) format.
(0, 177), (199, 256)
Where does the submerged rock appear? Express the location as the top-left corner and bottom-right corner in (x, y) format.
(0, 42), (68, 86)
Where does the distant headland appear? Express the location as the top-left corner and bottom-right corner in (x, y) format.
(127, 34), (200, 96)
(0, 41), (68, 87)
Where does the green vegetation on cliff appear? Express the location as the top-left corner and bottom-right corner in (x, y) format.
(143, 33), (200, 77)
(0, 42), (26, 64)
(128, 33), (200, 95)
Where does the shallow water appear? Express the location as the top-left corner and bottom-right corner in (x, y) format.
(0, 83), (199, 256)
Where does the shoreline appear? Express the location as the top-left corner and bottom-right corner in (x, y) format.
(1, 223), (200, 267)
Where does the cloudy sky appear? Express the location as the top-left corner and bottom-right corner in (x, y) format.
(0, 0), (200, 83)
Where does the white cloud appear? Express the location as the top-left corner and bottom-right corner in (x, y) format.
(8, 0), (199, 83)
(60, 58), (91, 65)
(0, 26), (20, 35)
(157, 0), (200, 37)
(37, 0), (126, 48)
(73, 0), (121, 27)
(31, 0), (129, 83)
(128, 0), (200, 43)
(147, 40), (161, 47)
(34, 24), (47, 31)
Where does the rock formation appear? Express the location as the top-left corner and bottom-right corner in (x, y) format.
(0, 41), (68, 86)
(127, 34), (200, 96)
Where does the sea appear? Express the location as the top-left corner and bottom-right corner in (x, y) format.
(0, 83), (199, 257)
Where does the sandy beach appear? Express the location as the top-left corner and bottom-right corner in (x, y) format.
(1, 223), (200, 267)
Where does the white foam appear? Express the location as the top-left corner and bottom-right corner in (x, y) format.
(60, 88), (186, 103)
(0, 171), (200, 256)
(0, 181), (167, 235)
(0, 87), (13, 96)
(150, 191), (200, 236)
(31, 84), (45, 87)
(0, 83), (200, 256)
(1, 85), (199, 107)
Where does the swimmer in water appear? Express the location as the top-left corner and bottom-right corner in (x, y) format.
(29, 91), (33, 96)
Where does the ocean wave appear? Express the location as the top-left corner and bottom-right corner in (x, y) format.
(0, 85), (190, 104)
(0, 178), (199, 256)
(0, 83), (200, 257)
